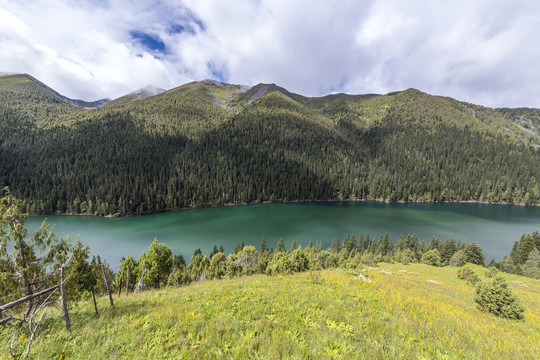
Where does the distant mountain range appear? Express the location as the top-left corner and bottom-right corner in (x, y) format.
(1, 73), (539, 215)
(0, 73), (168, 108)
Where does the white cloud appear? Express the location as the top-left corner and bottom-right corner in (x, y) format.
(1, 0), (540, 107)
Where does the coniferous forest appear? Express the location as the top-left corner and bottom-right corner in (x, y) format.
(1, 74), (540, 216)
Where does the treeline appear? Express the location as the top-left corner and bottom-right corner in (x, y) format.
(492, 231), (540, 278)
(2, 79), (540, 215)
(85, 233), (488, 298)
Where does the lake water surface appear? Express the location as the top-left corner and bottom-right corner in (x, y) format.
(25, 201), (540, 269)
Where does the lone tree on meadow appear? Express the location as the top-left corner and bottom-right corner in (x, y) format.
(474, 276), (525, 320)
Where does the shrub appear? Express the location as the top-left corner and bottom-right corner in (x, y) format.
(360, 253), (376, 266)
(457, 266), (481, 286)
(235, 246), (259, 275)
(474, 276), (525, 320)
(167, 267), (191, 286)
(485, 266), (499, 278)
(522, 248), (540, 279)
(267, 252), (293, 275)
(400, 248), (416, 265)
(421, 249), (442, 267)
(289, 249), (309, 272)
(449, 250), (465, 266)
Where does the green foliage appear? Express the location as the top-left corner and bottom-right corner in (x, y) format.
(522, 248), (540, 279)
(377, 233), (393, 257)
(0, 189), (78, 304)
(421, 249), (442, 267)
(91, 256), (115, 295)
(494, 232), (540, 279)
(457, 266), (481, 286)
(464, 243), (485, 266)
(288, 249), (309, 272)
(394, 248), (416, 265)
(167, 267), (191, 287)
(360, 252), (377, 266)
(235, 246), (259, 276)
(485, 266), (500, 278)
(209, 252), (227, 279)
(449, 249), (466, 267)
(474, 276), (525, 320)
(2, 77), (540, 216)
(144, 238), (172, 288)
(267, 251), (293, 275)
(66, 239), (94, 302)
(276, 238), (285, 252)
(117, 255), (138, 293)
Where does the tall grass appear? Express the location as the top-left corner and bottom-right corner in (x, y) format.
(1, 264), (539, 359)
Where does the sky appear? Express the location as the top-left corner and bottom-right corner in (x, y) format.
(1, 0), (540, 108)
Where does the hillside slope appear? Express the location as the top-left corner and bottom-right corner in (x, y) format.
(1, 74), (540, 215)
(2, 265), (538, 359)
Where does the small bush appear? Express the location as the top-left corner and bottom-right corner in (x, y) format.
(457, 266), (481, 286)
(449, 250), (465, 267)
(421, 249), (442, 267)
(485, 266), (499, 278)
(361, 253), (376, 266)
(395, 248), (416, 265)
(474, 276), (525, 320)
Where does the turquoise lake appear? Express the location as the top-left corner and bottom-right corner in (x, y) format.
(25, 201), (540, 269)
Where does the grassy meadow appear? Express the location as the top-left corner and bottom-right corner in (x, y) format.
(1, 264), (539, 359)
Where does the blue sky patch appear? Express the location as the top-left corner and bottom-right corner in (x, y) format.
(130, 31), (166, 53)
(208, 63), (227, 83)
(168, 8), (205, 35)
(169, 24), (193, 35)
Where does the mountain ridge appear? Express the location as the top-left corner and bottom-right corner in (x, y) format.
(1, 73), (539, 215)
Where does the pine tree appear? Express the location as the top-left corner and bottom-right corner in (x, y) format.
(377, 233), (393, 257)
(395, 235), (405, 252)
(464, 243), (485, 266)
(356, 234), (364, 252)
(210, 245), (219, 259)
(522, 248), (540, 278)
(474, 276), (525, 319)
(519, 233), (537, 265)
(260, 236), (268, 253)
(364, 234), (371, 251)
(277, 238), (285, 252)
(290, 240), (297, 252)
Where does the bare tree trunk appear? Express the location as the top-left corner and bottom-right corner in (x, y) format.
(134, 263), (146, 294)
(91, 285), (99, 316)
(0, 315), (12, 326)
(0, 284), (60, 312)
(60, 265), (70, 333)
(100, 263), (114, 308)
(125, 266), (130, 296)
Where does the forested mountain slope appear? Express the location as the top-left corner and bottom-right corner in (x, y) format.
(1, 74), (539, 215)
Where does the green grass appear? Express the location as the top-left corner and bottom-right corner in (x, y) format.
(2, 264), (539, 359)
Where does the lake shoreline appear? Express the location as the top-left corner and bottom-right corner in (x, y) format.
(29, 197), (540, 218)
(24, 198), (540, 270)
